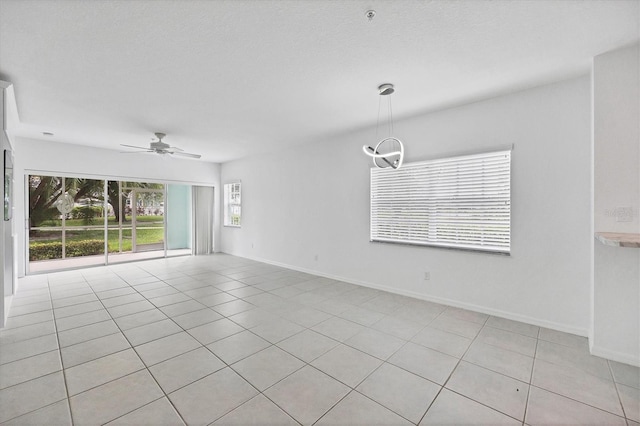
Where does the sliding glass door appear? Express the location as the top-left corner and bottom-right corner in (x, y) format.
(28, 175), (192, 273)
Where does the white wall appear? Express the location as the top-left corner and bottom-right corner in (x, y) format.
(221, 76), (592, 335)
(1, 82), (18, 327)
(592, 43), (640, 366)
(14, 138), (221, 277)
(593, 44), (640, 235)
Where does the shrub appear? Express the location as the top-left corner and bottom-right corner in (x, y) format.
(29, 239), (104, 261)
(70, 206), (103, 223)
(66, 240), (104, 258)
(29, 242), (62, 261)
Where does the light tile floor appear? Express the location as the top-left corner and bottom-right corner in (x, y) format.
(1, 254), (638, 425)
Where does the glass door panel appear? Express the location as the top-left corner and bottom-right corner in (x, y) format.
(28, 175), (106, 272)
(61, 178), (106, 269)
(132, 188), (165, 253)
(28, 175), (64, 272)
(166, 184), (192, 257)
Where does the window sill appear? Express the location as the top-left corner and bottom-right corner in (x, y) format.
(595, 232), (640, 248)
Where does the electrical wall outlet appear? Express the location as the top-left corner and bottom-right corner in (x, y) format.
(615, 206), (634, 222)
(424, 271), (430, 280)
(314, 254), (319, 261)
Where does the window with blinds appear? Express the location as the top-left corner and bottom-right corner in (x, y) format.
(370, 150), (511, 254)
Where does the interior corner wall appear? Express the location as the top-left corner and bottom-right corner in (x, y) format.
(592, 43), (640, 366)
(221, 76), (592, 335)
(14, 138), (221, 277)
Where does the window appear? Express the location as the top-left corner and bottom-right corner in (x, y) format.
(224, 182), (242, 227)
(370, 150), (511, 254)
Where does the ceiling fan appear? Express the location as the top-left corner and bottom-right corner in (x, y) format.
(120, 132), (201, 159)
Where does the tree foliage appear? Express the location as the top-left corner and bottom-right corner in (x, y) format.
(29, 176), (103, 228)
(29, 176), (163, 229)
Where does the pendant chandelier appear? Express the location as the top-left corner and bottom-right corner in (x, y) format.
(362, 83), (405, 169)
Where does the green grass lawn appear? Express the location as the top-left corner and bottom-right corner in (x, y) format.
(30, 215), (165, 254)
(40, 215), (164, 228)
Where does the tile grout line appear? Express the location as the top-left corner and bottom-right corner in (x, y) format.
(415, 312), (484, 425)
(525, 328), (630, 422)
(11, 256), (639, 425)
(220, 354), (301, 424)
(49, 273), (73, 424)
(63, 264), (192, 426)
(607, 359), (629, 421)
(0, 276), (69, 423)
(100, 262), (308, 423)
(309, 389), (360, 426)
(525, 382), (631, 421)
(205, 277), (416, 424)
(348, 367), (422, 425)
(162, 265), (321, 424)
(521, 324), (541, 425)
(229, 285), (477, 424)
(315, 305), (453, 425)
(103, 264), (216, 425)
(418, 317), (527, 425)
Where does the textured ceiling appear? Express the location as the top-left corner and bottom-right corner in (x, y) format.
(0, 0), (638, 163)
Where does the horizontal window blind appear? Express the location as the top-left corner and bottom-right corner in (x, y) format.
(370, 150), (511, 254)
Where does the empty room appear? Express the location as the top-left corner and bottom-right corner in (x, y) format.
(0, 0), (638, 425)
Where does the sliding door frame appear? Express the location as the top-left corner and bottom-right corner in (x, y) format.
(25, 172), (196, 274)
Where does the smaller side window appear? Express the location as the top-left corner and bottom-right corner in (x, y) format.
(224, 182), (242, 227)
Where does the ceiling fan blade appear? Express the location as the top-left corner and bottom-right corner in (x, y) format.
(171, 151), (202, 159)
(120, 144), (150, 149)
(119, 150), (154, 154)
(120, 137), (199, 158)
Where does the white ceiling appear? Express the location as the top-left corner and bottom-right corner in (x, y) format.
(0, 0), (638, 163)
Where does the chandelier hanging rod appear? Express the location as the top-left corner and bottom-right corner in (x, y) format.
(362, 83), (405, 170)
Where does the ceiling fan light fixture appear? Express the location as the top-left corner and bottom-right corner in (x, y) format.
(150, 141), (170, 151)
(119, 132), (202, 159)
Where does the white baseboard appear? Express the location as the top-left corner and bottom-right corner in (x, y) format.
(3, 295), (12, 328)
(227, 252), (589, 338)
(590, 344), (640, 367)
